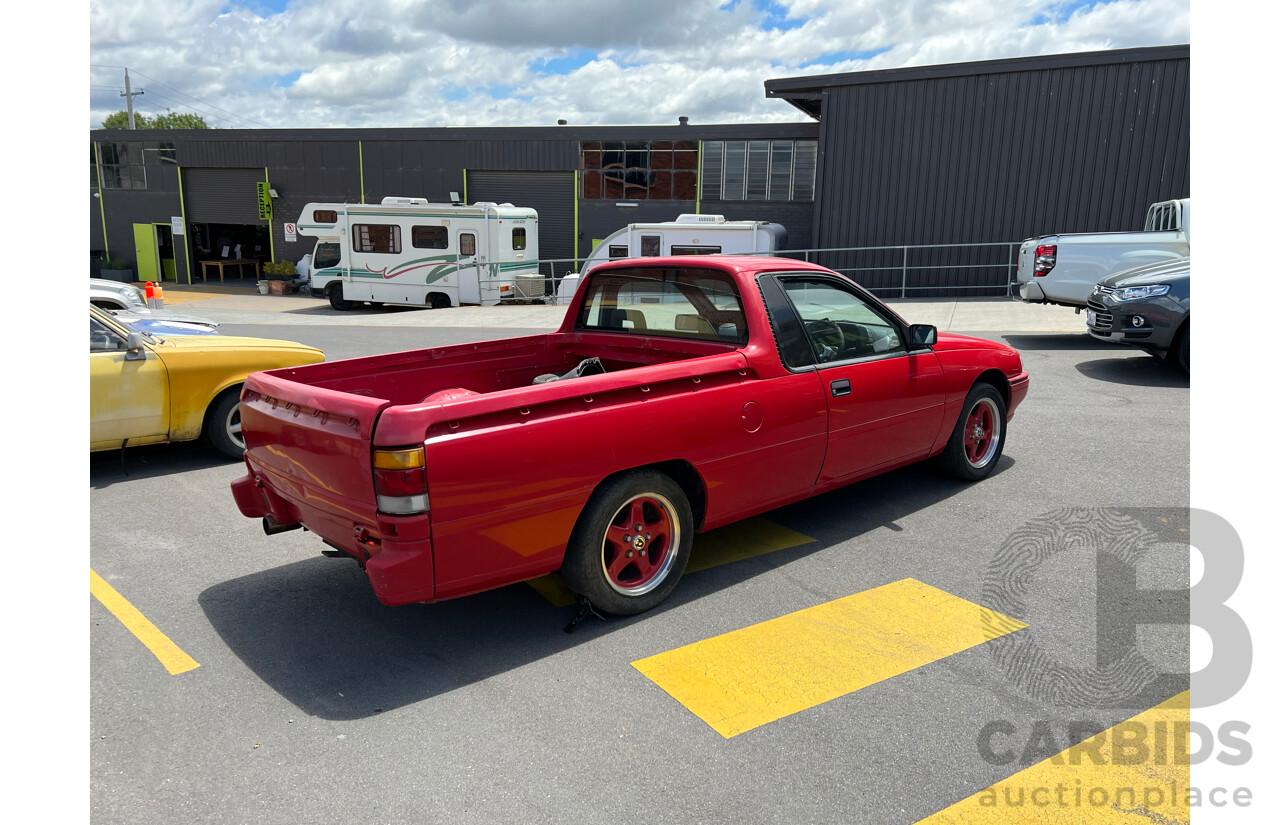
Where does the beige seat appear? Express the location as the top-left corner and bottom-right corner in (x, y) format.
(675, 314), (717, 338)
(618, 309), (648, 331)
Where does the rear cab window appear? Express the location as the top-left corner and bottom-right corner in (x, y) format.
(574, 266), (748, 344)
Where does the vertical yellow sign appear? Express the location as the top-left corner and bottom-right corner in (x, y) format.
(257, 182), (273, 221)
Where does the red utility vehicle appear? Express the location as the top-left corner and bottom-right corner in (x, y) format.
(231, 257), (1029, 615)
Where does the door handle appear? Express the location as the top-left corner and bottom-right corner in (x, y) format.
(830, 378), (851, 397)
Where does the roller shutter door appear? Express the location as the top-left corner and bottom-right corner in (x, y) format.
(467, 172), (575, 276)
(183, 168), (267, 224)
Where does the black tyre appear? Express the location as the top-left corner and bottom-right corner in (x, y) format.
(328, 284), (353, 311)
(206, 387), (245, 459)
(429, 292), (451, 309)
(935, 382), (1007, 481)
(560, 470), (694, 615)
(1175, 323), (1189, 374)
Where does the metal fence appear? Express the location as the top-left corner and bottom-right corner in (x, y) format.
(487, 241), (1023, 303)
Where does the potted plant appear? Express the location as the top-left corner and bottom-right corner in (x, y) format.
(100, 258), (134, 283)
(262, 260), (297, 294)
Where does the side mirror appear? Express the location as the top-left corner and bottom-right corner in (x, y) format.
(124, 330), (146, 361)
(908, 324), (937, 350)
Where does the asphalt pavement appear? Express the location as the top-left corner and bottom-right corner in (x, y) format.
(89, 311), (1190, 824)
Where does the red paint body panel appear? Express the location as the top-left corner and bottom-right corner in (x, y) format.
(231, 256), (1029, 606)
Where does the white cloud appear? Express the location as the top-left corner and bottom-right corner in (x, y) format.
(88, 0), (1191, 129)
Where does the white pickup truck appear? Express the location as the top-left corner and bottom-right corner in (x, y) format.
(1014, 198), (1190, 309)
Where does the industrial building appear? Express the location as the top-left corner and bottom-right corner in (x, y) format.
(90, 44), (1188, 297)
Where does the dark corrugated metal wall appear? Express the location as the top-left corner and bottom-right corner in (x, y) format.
(467, 171), (576, 276)
(815, 56), (1189, 296)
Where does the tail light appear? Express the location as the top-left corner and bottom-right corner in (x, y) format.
(1033, 244), (1057, 277)
(373, 446), (429, 515)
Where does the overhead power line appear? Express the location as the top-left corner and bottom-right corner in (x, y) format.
(88, 63), (272, 128)
(128, 69), (272, 128)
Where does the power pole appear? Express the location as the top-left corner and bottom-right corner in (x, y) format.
(121, 68), (144, 129)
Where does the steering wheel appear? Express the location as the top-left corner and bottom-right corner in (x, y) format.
(804, 318), (844, 362)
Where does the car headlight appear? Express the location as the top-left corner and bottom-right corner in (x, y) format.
(1111, 284), (1171, 302)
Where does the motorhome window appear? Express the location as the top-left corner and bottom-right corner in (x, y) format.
(459, 233), (476, 256)
(640, 235), (661, 256)
(512, 227), (527, 251)
(670, 245), (722, 256)
(353, 224), (401, 254)
(313, 243), (341, 269)
(609, 245), (629, 259)
(412, 226), (448, 249)
(702, 139), (817, 202)
(575, 268), (748, 344)
(313, 210), (338, 224)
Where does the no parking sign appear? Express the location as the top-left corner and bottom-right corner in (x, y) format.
(284, 222), (297, 242)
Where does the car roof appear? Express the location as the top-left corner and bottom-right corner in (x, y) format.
(590, 255), (834, 277)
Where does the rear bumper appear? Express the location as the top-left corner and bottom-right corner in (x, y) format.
(1017, 280), (1046, 303)
(231, 465), (436, 606)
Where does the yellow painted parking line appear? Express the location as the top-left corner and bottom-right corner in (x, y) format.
(90, 569), (200, 676)
(632, 578), (1026, 738)
(916, 692), (1191, 824)
(525, 517), (816, 606)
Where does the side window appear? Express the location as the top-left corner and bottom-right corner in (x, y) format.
(459, 233), (476, 257)
(352, 224), (401, 254)
(313, 210), (338, 224)
(782, 278), (904, 363)
(609, 245), (629, 259)
(90, 317), (125, 352)
(512, 227), (527, 251)
(312, 242), (341, 269)
(411, 225), (448, 249)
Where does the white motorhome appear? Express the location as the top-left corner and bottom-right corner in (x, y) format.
(557, 214), (787, 304)
(298, 197), (542, 310)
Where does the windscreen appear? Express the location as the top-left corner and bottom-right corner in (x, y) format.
(574, 267), (748, 344)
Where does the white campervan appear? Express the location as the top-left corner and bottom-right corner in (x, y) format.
(298, 197), (542, 309)
(557, 214), (786, 304)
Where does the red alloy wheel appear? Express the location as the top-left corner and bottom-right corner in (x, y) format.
(963, 397), (1001, 468)
(601, 494), (679, 596)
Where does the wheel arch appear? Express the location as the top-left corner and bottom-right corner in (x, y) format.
(590, 459), (708, 531)
(973, 368), (1010, 409)
(201, 381), (245, 434)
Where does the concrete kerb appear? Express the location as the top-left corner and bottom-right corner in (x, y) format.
(153, 284), (1086, 333)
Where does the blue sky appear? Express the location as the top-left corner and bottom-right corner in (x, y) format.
(88, 0), (1191, 129)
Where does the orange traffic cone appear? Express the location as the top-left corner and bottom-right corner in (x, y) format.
(154, 284), (165, 308)
(144, 282), (156, 309)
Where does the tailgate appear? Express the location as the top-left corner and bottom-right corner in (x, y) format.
(240, 368), (392, 522)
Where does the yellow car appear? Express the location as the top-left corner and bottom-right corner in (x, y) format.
(89, 304), (324, 458)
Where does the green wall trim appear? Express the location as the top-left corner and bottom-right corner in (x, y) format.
(93, 142), (110, 259)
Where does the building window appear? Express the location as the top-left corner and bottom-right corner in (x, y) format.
(512, 227), (527, 250)
(353, 224), (401, 254)
(412, 225), (448, 249)
(701, 139), (817, 202)
(580, 140), (698, 200)
(96, 142), (147, 190)
(141, 141), (177, 165)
